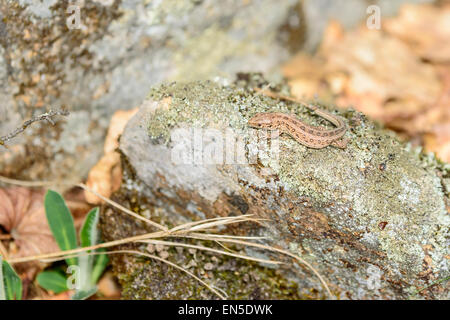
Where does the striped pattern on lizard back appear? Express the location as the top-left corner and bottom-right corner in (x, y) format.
(248, 111), (347, 149)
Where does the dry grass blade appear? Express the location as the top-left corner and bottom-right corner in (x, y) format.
(179, 233), (333, 298)
(76, 183), (168, 232)
(6, 231), (165, 264)
(0, 176), (60, 187)
(213, 240), (238, 253)
(184, 217), (267, 232)
(194, 234), (268, 240)
(137, 239), (282, 266)
(168, 214), (255, 233)
(5, 217), (262, 265)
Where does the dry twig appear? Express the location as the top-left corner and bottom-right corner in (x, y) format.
(0, 109), (69, 147)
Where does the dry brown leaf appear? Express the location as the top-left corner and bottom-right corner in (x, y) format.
(424, 125), (450, 162)
(97, 271), (121, 299)
(85, 108), (138, 204)
(47, 291), (73, 300)
(85, 153), (121, 205)
(35, 290), (73, 300)
(283, 19), (442, 126)
(282, 53), (325, 100)
(420, 66), (450, 162)
(282, 52), (325, 80)
(0, 187), (59, 260)
(384, 4), (450, 63)
(282, 12), (449, 162)
(103, 109), (139, 154)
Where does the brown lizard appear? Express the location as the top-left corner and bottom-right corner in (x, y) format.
(248, 89), (348, 149)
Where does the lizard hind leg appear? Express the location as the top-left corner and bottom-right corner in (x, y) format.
(331, 137), (348, 149)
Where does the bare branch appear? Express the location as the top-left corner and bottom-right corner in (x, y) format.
(0, 109), (70, 147)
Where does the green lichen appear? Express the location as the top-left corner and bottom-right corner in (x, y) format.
(147, 77), (345, 143)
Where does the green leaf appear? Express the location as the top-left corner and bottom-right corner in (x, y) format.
(37, 270), (68, 294)
(79, 207), (105, 286)
(80, 207), (100, 248)
(91, 249), (109, 284)
(44, 190), (78, 266)
(0, 256), (5, 300)
(1, 257), (22, 300)
(71, 287), (97, 300)
(79, 207), (108, 286)
(78, 208), (99, 290)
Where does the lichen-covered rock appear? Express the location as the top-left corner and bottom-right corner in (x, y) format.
(106, 76), (449, 299)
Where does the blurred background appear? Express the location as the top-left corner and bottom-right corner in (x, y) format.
(0, 0), (449, 299)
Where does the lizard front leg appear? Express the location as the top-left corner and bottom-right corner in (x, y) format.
(331, 137), (348, 149)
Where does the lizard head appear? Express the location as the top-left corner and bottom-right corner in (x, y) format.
(248, 113), (273, 129)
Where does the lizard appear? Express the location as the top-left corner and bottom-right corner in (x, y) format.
(248, 88), (348, 149)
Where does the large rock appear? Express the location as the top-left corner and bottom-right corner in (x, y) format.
(104, 77), (449, 299)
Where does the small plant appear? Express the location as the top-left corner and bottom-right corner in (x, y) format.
(36, 190), (108, 300)
(0, 255), (22, 300)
